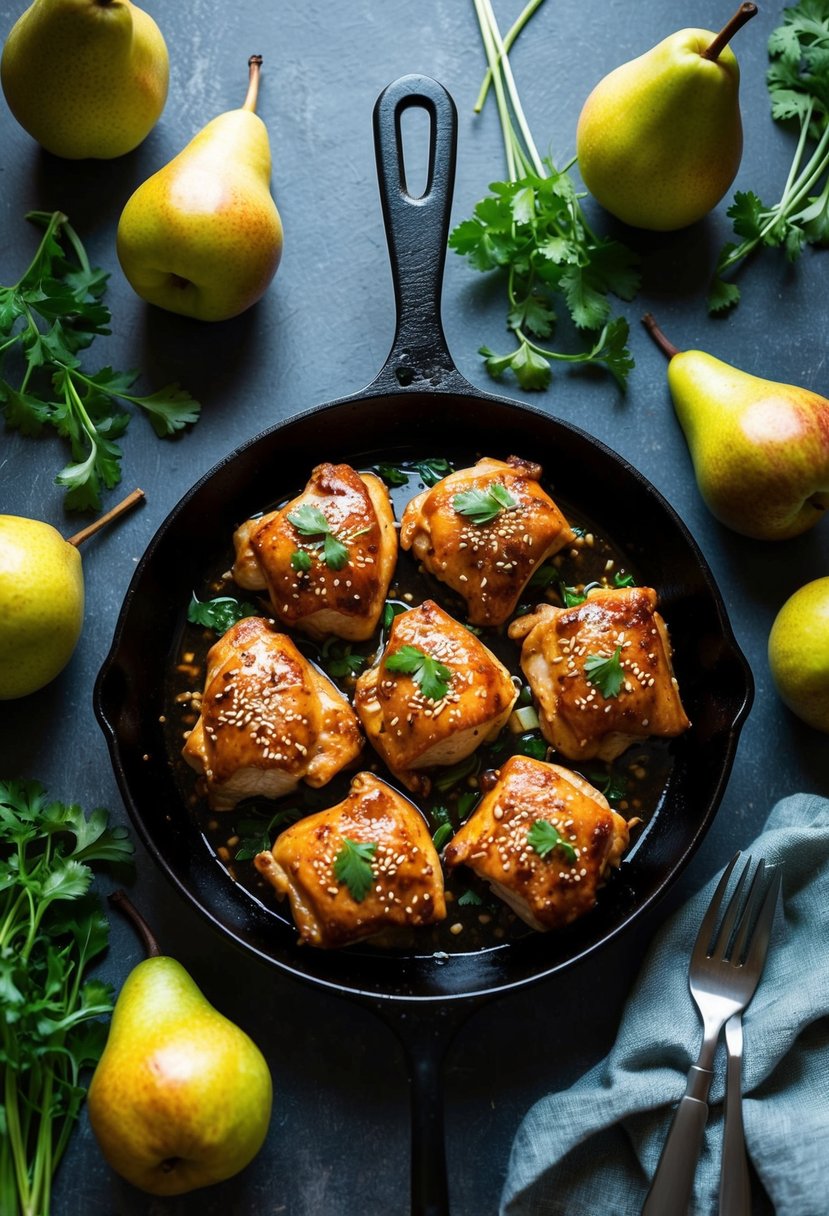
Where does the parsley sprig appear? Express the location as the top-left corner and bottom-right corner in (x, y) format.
(583, 646), (625, 698)
(453, 481), (518, 524)
(187, 594), (258, 635)
(449, 0), (639, 390)
(385, 644), (453, 701)
(287, 503), (352, 570)
(0, 779), (133, 1216)
(0, 211), (200, 510)
(709, 1), (829, 312)
(527, 819), (577, 863)
(333, 838), (377, 902)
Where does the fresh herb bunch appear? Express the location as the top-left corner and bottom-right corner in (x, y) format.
(0, 779), (133, 1216)
(450, 0), (639, 390)
(709, 0), (829, 312)
(0, 212), (201, 511)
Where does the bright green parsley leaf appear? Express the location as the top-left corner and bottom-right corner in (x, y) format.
(452, 481), (517, 525)
(385, 644), (453, 701)
(527, 819), (577, 864)
(291, 549), (312, 572)
(287, 503), (350, 570)
(0, 212), (200, 510)
(187, 594), (258, 635)
(613, 571), (635, 588)
(333, 838), (377, 902)
(584, 646), (625, 698)
(414, 457), (453, 487)
(457, 887), (484, 906)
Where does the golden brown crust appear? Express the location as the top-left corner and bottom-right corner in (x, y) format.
(254, 772), (446, 948)
(443, 754), (630, 930)
(231, 463), (397, 641)
(399, 456), (575, 626)
(508, 586), (691, 762)
(354, 599), (518, 795)
(182, 616), (363, 811)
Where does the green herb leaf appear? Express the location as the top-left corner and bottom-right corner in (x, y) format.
(527, 819), (577, 863)
(322, 530), (349, 571)
(287, 503), (352, 570)
(321, 639), (367, 678)
(456, 790), (479, 820)
(385, 643), (453, 701)
(383, 601), (408, 631)
(374, 462), (409, 486)
(333, 837), (377, 902)
(613, 571), (635, 588)
(452, 481), (518, 525)
(291, 549), (313, 572)
(187, 594), (258, 635)
(583, 646), (625, 698)
(584, 770), (628, 804)
(457, 887), (484, 906)
(413, 457), (453, 487)
(516, 731), (548, 760)
(432, 823), (455, 851)
(432, 754), (480, 793)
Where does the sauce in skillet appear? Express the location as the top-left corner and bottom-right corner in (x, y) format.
(163, 455), (674, 953)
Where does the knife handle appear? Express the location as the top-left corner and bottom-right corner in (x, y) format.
(720, 1014), (751, 1215)
(641, 1065), (712, 1216)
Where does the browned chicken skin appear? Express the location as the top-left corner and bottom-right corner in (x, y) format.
(354, 599), (518, 796)
(508, 586), (690, 762)
(253, 771), (447, 948)
(231, 463), (397, 641)
(443, 754), (631, 931)
(400, 455), (575, 626)
(182, 616), (363, 811)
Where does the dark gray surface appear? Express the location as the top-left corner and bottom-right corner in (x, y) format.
(0, 1), (826, 1213)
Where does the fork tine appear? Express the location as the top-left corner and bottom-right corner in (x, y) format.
(730, 859), (766, 962)
(694, 852), (740, 956)
(710, 854), (752, 959)
(743, 868), (782, 973)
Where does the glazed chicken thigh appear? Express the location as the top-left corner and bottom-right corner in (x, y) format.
(182, 616), (362, 811)
(231, 462), (397, 641)
(354, 599), (518, 796)
(508, 586), (690, 762)
(400, 455), (575, 626)
(254, 771), (447, 948)
(443, 754), (631, 931)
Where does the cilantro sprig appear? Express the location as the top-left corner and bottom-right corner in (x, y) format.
(385, 644), (453, 701)
(449, 2), (639, 390)
(287, 502), (352, 570)
(333, 837), (377, 902)
(453, 481), (518, 524)
(0, 779), (133, 1216)
(709, 1), (829, 312)
(0, 211), (200, 510)
(583, 646), (625, 698)
(527, 819), (577, 863)
(187, 594), (258, 635)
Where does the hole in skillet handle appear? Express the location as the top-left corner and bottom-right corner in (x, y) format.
(371, 74), (469, 398)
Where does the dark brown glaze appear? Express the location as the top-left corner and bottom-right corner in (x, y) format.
(509, 586), (691, 762)
(182, 617), (363, 811)
(400, 455), (575, 626)
(254, 772), (447, 947)
(231, 463), (397, 641)
(354, 599), (518, 795)
(443, 754), (631, 930)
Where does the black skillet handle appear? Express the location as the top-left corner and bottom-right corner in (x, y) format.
(369, 74), (467, 396)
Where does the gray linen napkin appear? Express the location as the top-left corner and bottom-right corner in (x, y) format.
(500, 793), (829, 1216)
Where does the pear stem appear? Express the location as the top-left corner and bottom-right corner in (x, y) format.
(701, 3), (758, 63)
(109, 889), (162, 959)
(66, 487), (145, 548)
(243, 54), (263, 114)
(642, 313), (681, 360)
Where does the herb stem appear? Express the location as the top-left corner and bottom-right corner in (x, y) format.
(480, 0), (546, 176)
(474, 0), (546, 111)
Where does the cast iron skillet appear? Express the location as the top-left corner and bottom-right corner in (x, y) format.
(94, 75), (753, 1215)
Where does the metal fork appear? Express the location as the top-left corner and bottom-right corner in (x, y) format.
(641, 854), (781, 1216)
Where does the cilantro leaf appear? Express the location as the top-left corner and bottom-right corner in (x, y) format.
(188, 594), (258, 635)
(457, 887), (484, 907)
(383, 601), (408, 631)
(385, 644), (453, 701)
(527, 819), (577, 863)
(613, 571), (635, 588)
(432, 823), (455, 851)
(413, 457), (453, 487)
(333, 837), (377, 902)
(583, 646), (625, 698)
(291, 549), (312, 572)
(287, 503), (351, 570)
(320, 637), (367, 678)
(452, 481), (518, 524)
(374, 462), (409, 486)
(0, 212), (200, 510)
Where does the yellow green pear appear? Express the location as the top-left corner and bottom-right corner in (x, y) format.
(643, 315), (829, 540)
(1, 0), (169, 159)
(87, 952), (273, 1195)
(576, 4), (757, 231)
(0, 516), (83, 699)
(116, 54), (283, 322)
(768, 577), (829, 732)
